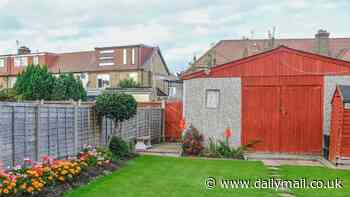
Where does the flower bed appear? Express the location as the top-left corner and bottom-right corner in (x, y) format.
(0, 146), (124, 197)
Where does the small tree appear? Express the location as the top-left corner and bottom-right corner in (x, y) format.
(14, 64), (55, 100)
(118, 78), (140, 88)
(51, 73), (87, 101)
(96, 92), (137, 136)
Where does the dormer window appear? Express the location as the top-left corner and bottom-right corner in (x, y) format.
(99, 49), (114, 54)
(15, 57), (28, 67)
(123, 49), (127, 64)
(33, 56), (39, 65)
(0, 58), (5, 67)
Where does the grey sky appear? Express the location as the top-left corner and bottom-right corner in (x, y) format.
(0, 0), (349, 73)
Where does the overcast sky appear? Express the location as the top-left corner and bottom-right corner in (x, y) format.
(0, 0), (349, 73)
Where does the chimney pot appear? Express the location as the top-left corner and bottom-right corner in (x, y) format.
(315, 29), (330, 38)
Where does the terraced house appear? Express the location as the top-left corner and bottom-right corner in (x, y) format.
(0, 44), (170, 101)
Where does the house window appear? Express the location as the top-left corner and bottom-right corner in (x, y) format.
(33, 56), (39, 65)
(205, 89), (220, 109)
(131, 48), (135, 64)
(15, 57), (28, 67)
(123, 49), (127, 64)
(74, 73), (89, 88)
(99, 56), (113, 60)
(128, 72), (138, 82)
(169, 86), (176, 97)
(97, 74), (110, 89)
(99, 49), (114, 54)
(0, 58), (5, 67)
(99, 62), (114, 66)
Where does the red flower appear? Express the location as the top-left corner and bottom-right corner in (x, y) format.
(224, 128), (232, 139)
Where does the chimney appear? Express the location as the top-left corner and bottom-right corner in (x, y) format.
(18, 46), (31, 55)
(314, 29), (330, 56)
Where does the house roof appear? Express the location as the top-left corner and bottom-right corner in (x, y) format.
(338, 85), (350, 103)
(182, 45), (350, 80)
(188, 37), (350, 73)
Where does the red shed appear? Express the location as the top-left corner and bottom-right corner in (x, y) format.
(183, 46), (350, 155)
(329, 85), (350, 164)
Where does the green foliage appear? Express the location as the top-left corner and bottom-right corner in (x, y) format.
(96, 92), (137, 123)
(201, 138), (258, 159)
(109, 136), (132, 159)
(0, 88), (17, 101)
(118, 78), (140, 88)
(14, 64), (55, 100)
(13, 64), (87, 101)
(51, 73), (87, 101)
(181, 126), (204, 156)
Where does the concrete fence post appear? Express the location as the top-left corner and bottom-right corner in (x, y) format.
(73, 102), (78, 155)
(34, 103), (41, 161)
(161, 100), (166, 142)
(11, 105), (15, 167)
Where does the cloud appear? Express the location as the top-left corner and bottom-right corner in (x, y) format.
(0, 0), (348, 72)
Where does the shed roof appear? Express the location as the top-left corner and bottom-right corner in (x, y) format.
(182, 45), (350, 80)
(338, 85), (350, 103)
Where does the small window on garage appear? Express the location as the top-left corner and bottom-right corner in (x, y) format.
(206, 89), (220, 109)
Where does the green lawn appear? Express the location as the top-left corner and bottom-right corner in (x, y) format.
(279, 165), (350, 197)
(65, 156), (350, 197)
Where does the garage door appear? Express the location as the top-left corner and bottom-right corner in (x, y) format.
(242, 77), (323, 154)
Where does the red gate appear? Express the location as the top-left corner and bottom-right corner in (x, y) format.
(165, 101), (183, 141)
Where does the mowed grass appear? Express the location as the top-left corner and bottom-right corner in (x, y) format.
(279, 165), (350, 197)
(65, 155), (277, 197)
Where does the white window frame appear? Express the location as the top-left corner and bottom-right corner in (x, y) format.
(128, 72), (138, 82)
(99, 62), (114, 66)
(97, 74), (110, 89)
(99, 49), (114, 54)
(99, 56), (114, 60)
(131, 48), (135, 64)
(123, 49), (127, 64)
(33, 56), (39, 65)
(15, 57), (28, 67)
(205, 89), (220, 109)
(0, 58), (5, 67)
(169, 86), (176, 97)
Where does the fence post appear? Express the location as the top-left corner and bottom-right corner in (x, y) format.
(73, 102), (78, 155)
(161, 100), (166, 142)
(11, 105), (15, 167)
(34, 102), (41, 161)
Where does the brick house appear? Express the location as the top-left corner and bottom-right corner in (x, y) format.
(185, 30), (350, 74)
(0, 44), (170, 100)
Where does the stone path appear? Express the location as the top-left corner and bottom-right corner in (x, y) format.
(264, 162), (297, 197)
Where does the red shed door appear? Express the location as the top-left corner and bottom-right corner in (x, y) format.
(280, 86), (323, 154)
(243, 84), (323, 154)
(242, 87), (280, 152)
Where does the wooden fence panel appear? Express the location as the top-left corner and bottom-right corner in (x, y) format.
(0, 102), (163, 168)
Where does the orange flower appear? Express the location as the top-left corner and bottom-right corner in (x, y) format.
(3, 188), (9, 194)
(26, 187), (34, 193)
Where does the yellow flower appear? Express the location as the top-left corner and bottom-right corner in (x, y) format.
(3, 189), (9, 194)
(58, 176), (65, 182)
(27, 187), (34, 193)
(20, 184), (27, 190)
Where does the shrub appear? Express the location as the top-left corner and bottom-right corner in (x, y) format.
(109, 136), (131, 159)
(96, 92), (137, 135)
(14, 65), (56, 100)
(51, 73), (87, 101)
(0, 88), (17, 101)
(181, 125), (204, 156)
(118, 78), (140, 88)
(202, 137), (258, 159)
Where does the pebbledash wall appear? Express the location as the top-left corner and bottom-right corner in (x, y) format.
(183, 78), (241, 147)
(184, 76), (350, 146)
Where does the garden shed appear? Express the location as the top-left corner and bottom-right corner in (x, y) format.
(182, 45), (350, 155)
(329, 85), (350, 164)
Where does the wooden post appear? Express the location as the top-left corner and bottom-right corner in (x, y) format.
(161, 100), (166, 142)
(74, 102), (78, 155)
